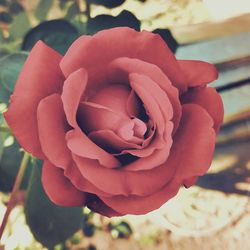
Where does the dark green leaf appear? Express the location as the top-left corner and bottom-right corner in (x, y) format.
(9, 12), (31, 39)
(87, 0), (126, 8)
(9, 1), (24, 15)
(87, 10), (140, 35)
(153, 28), (178, 53)
(22, 19), (79, 54)
(25, 162), (83, 248)
(0, 52), (28, 94)
(0, 12), (12, 23)
(35, 0), (53, 21)
(0, 139), (31, 192)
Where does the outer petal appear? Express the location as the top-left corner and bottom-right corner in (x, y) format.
(42, 161), (86, 206)
(86, 195), (123, 217)
(178, 60), (218, 87)
(60, 27), (187, 93)
(4, 41), (63, 158)
(37, 94), (72, 168)
(61, 68), (88, 127)
(64, 161), (113, 197)
(181, 87), (224, 133)
(72, 153), (176, 197)
(99, 104), (216, 214)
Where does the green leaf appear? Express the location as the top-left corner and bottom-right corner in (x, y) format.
(9, 12), (31, 39)
(25, 161), (83, 248)
(87, 10), (140, 35)
(153, 29), (178, 53)
(35, 0), (53, 21)
(0, 52), (28, 94)
(0, 139), (31, 192)
(22, 19), (79, 54)
(87, 0), (126, 8)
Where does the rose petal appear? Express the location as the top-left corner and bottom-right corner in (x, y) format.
(72, 152), (176, 196)
(88, 129), (141, 153)
(4, 41), (63, 158)
(66, 128), (120, 168)
(77, 101), (130, 134)
(42, 161), (86, 206)
(126, 90), (144, 118)
(178, 60), (218, 87)
(87, 195), (123, 217)
(98, 104), (216, 214)
(37, 94), (72, 168)
(61, 68), (88, 127)
(64, 161), (113, 197)
(181, 87), (224, 133)
(60, 27), (186, 93)
(100, 179), (180, 215)
(89, 83), (131, 116)
(108, 57), (182, 132)
(123, 145), (171, 171)
(129, 73), (173, 156)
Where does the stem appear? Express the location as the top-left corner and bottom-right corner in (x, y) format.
(0, 152), (30, 242)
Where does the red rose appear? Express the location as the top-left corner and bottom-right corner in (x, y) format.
(4, 27), (223, 216)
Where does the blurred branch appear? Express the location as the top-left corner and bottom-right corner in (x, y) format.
(0, 151), (30, 242)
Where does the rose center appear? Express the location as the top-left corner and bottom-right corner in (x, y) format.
(77, 83), (151, 154)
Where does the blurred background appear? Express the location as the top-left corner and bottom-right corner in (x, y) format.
(0, 0), (250, 249)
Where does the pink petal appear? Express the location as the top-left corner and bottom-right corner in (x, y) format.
(60, 27), (186, 93)
(87, 195), (123, 217)
(108, 57), (182, 132)
(98, 104), (216, 214)
(88, 129), (141, 153)
(42, 161), (86, 206)
(66, 128), (120, 168)
(181, 87), (224, 133)
(89, 83), (131, 116)
(61, 68), (88, 127)
(123, 145), (172, 171)
(37, 94), (72, 169)
(129, 73), (174, 156)
(178, 60), (218, 87)
(77, 101), (130, 134)
(4, 41), (63, 158)
(72, 152), (176, 197)
(64, 161), (113, 197)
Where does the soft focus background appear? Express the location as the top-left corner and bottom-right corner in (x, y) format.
(0, 0), (250, 249)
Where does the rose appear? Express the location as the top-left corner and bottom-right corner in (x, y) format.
(4, 27), (223, 217)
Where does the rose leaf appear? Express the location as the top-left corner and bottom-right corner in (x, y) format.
(24, 161), (83, 249)
(87, 10), (140, 35)
(86, 0), (126, 8)
(22, 19), (79, 55)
